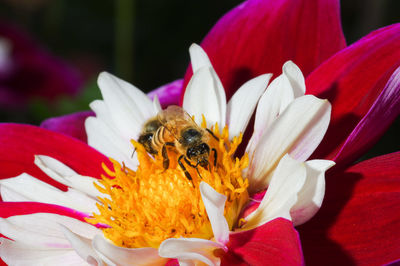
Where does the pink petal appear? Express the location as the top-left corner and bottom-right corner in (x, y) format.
(223, 218), (304, 265)
(183, 0), (346, 100)
(307, 24), (400, 163)
(298, 152), (400, 265)
(333, 66), (400, 166)
(147, 79), (183, 108)
(0, 124), (109, 190)
(40, 111), (94, 143)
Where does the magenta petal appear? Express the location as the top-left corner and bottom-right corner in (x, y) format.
(0, 123), (109, 190)
(307, 24), (400, 162)
(40, 111), (94, 143)
(223, 218), (304, 265)
(183, 0), (346, 99)
(334, 66), (400, 165)
(147, 79), (183, 108)
(298, 152), (400, 265)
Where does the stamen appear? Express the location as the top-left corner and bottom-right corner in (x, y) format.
(87, 123), (249, 248)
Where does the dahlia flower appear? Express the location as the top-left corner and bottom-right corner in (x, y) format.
(0, 42), (334, 264)
(1, 0), (400, 265)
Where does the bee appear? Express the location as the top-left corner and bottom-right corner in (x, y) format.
(138, 105), (219, 182)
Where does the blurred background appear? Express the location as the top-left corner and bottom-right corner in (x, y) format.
(0, 0), (398, 159)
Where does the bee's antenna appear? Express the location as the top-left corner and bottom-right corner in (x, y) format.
(131, 148), (136, 158)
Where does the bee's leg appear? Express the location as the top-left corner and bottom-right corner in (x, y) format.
(184, 157), (204, 179)
(162, 145), (169, 169)
(178, 155), (193, 183)
(184, 157), (196, 168)
(206, 128), (219, 141)
(211, 148), (217, 167)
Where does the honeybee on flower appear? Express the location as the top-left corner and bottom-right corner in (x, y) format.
(138, 105), (220, 182)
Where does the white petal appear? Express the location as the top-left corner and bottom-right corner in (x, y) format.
(152, 94), (162, 113)
(89, 100), (114, 127)
(92, 235), (165, 266)
(282, 61), (306, 98)
(287, 97), (331, 161)
(183, 67), (226, 128)
(290, 160), (335, 226)
(246, 95), (331, 192)
(34, 155), (105, 199)
(97, 72), (155, 138)
(87, 72), (156, 167)
(0, 238), (89, 266)
(36, 155), (76, 176)
(0, 213), (100, 249)
(85, 116), (138, 170)
(189, 43), (212, 72)
(60, 225), (102, 265)
(226, 74), (272, 138)
(159, 238), (224, 266)
(200, 182), (229, 245)
(246, 73), (295, 155)
(0, 174), (98, 213)
(243, 154), (306, 230)
(87, 99), (138, 157)
(247, 62), (305, 155)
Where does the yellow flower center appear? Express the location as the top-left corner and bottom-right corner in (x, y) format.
(86, 122), (249, 249)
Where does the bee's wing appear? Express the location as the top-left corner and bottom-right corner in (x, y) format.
(157, 105), (198, 137)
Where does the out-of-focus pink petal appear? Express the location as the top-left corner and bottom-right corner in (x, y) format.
(40, 111), (94, 143)
(223, 218), (304, 265)
(0, 22), (83, 108)
(307, 24), (400, 163)
(333, 66), (400, 166)
(147, 79), (183, 108)
(183, 0), (346, 100)
(0, 124), (109, 190)
(298, 152), (400, 265)
(0, 202), (87, 221)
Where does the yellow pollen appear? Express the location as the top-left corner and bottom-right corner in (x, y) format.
(86, 121), (249, 249)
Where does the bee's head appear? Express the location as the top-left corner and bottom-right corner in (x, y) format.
(187, 143), (210, 167)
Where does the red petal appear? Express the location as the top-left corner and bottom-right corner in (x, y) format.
(298, 152), (400, 265)
(0, 201), (87, 221)
(333, 66), (400, 166)
(307, 24), (400, 163)
(40, 111), (94, 143)
(0, 124), (110, 191)
(183, 0), (346, 100)
(223, 218), (304, 265)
